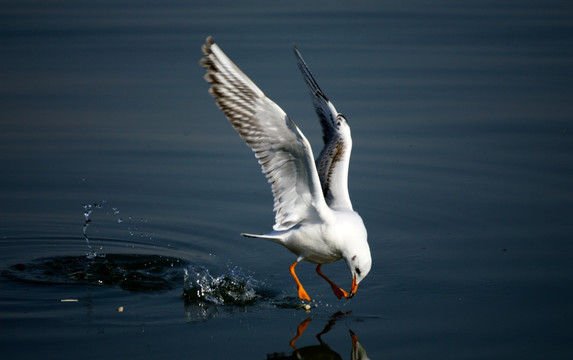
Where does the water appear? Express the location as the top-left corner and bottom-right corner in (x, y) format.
(1, 0), (572, 358)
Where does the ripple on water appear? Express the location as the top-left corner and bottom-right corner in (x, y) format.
(2, 253), (307, 325)
(2, 254), (187, 292)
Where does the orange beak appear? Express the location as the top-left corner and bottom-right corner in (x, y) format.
(348, 275), (358, 298)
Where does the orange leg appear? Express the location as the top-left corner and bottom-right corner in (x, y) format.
(350, 329), (359, 350)
(290, 260), (311, 301)
(289, 317), (311, 350)
(316, 264), (350, 299)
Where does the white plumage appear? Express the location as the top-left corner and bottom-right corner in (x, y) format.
(201, 36), (371, 301)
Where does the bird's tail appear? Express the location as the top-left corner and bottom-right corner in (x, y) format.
(241, 231), (286, 245)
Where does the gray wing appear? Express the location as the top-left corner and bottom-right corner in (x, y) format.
(201, 37), (332, 230)
(294, 45), (354, 210)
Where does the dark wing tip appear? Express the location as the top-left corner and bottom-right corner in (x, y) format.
(201, 36), (215, 58)
(200, 37), (218, 71)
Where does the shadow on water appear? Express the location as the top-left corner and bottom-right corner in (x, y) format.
(267, 311), (370, 360)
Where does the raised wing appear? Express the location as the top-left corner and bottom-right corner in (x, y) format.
(294, 45), (354, 210)
(201, 37), (331, 230)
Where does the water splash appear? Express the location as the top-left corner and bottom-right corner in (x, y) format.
(82, 203), (103, 259)
(183, 265), (262, 306)
(81, 201), (154, 258)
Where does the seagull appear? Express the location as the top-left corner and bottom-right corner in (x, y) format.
(200, 36), (371, 302)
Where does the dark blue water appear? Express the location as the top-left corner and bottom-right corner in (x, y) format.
(1, 1), (572, 358)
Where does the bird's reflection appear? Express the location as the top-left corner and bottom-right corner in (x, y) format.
(267, 311), (369, 360)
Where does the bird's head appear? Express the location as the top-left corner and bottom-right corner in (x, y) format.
(342, 226), (371, 298)
(345, 248), (372, 297)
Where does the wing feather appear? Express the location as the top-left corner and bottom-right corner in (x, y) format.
(201, 37), (331, 230)
(294, 45), (354, 210)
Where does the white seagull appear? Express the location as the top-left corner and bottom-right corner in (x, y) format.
(200, 36), (371, 302)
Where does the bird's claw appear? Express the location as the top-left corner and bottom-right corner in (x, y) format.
(298, 285), (311, 302)
(331, 284), (351, 299)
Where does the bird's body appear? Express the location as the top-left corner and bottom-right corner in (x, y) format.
(246, 209), (366, 265)
(201, 36), (371, 301)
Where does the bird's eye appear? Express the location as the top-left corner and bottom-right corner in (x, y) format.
(355, 267), (361, 275)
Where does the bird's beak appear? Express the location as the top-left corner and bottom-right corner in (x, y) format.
(348, 275), (358, 298)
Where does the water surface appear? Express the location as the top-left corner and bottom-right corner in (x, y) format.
(1, 1), (572, 358)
